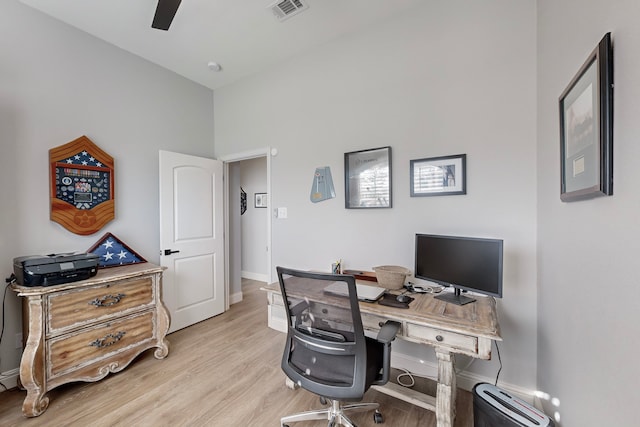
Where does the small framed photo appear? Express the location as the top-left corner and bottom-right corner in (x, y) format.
(345, 146), (392, 209)
(254, 193), (267, 208)
(559, 32), (613, 202)
(410, 154), (466, 197)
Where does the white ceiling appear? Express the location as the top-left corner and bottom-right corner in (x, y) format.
(20, 0), (424, 90)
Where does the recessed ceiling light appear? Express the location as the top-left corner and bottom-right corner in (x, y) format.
(207, 62), (222, 72)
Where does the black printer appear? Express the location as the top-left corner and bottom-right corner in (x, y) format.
(13, 253), (100, 287)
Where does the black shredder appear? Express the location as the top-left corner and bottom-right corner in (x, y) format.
(473, 383), (555, 427)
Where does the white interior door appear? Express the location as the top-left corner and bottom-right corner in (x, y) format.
(159, 150), (225, 333)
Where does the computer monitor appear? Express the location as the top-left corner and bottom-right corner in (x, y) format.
(415, 233), (503, 305)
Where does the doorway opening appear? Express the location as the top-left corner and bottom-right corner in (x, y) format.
(221, 148), (272, 308)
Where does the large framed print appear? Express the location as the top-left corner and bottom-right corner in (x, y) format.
(559, 32), (613, 202)
(410, 154), (466, 197)
(345, 146), (392, 209)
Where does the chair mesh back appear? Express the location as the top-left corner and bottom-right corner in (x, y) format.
(277, 267), (368, 400)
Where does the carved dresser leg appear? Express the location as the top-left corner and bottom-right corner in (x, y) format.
(20, 296), (49, 417)
(22, 390), (50, 418)
(154, 292), (171, 360)
(154, 339), (170, 359)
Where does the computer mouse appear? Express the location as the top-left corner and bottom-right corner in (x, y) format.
(396, 294), (411, 303)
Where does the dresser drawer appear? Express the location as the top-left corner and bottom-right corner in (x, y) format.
(405, 323), (477, 354)
(362, 313), (403, 336)
(48, 311), (155, 379)
(47, 277), (154, 335)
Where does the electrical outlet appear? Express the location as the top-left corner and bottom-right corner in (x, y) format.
(15, 333), (23, 349)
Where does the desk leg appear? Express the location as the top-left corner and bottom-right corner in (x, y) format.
(435, 349), (456, 427)
(285, 377), (299, 390)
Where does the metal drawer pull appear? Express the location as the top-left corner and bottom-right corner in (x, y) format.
(89, 293), (126, 307)
(436, 335), (444, 342)
(90, 331), (126, 348)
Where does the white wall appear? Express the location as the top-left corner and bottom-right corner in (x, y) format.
(227, 162), (243, 303)
(537, 1), (640, 425)
(215, 0), (537, 393)
(240, 157), (268, 281)
(0, 1), (214, 382)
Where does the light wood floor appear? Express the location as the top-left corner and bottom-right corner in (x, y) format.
(0, 279), (474, 426)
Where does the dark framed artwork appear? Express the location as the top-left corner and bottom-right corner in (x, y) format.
(254, 192), (268, 208)
(559, 32), (613, 202)
(240, 187), (247, 215)
(345, 146), (392, 209)
(410, 154), (466, 197)
(87, 232), (147, 268)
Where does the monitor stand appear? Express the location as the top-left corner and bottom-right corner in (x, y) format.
(434, 288), (475, 305)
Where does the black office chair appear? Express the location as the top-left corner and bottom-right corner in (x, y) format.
(276, 266), (400, 427)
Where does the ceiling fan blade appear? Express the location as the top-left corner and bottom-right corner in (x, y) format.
(152, 0), (182, 31)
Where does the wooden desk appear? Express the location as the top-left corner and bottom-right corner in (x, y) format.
(263, 282), (501, 427)
(12, 263), (170, 417)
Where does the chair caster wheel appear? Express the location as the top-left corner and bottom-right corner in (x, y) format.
(320, 396), (328, 405)
(373, 409), (384, 424)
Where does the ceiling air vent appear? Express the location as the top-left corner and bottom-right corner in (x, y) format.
(269, 0), (309, 22)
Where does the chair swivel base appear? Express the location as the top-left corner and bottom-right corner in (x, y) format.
(281, 399), (383, 427)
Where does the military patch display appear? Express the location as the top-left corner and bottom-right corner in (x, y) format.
(50, 136), (115, 235)
(55, 162), (111, 209)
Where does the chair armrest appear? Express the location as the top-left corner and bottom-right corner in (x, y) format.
(289, 300), (309, 316)
(376, 320), (401, 344)
(372, 320), (401, 386)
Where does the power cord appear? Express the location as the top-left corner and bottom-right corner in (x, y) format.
(0, 274), (17, 392)
(395, 356), (476, 389)
(494, 340), (502, 386)
(0, 273), (16, 391)
(396, 367), (434, 387)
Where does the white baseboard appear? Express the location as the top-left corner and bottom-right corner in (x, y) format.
(390, 351), (438, 381)
(241, 271), (269, 283)
(390, 351), (536, 405)
(229, 291), (243, 305)
(0, 368), (20, 392)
